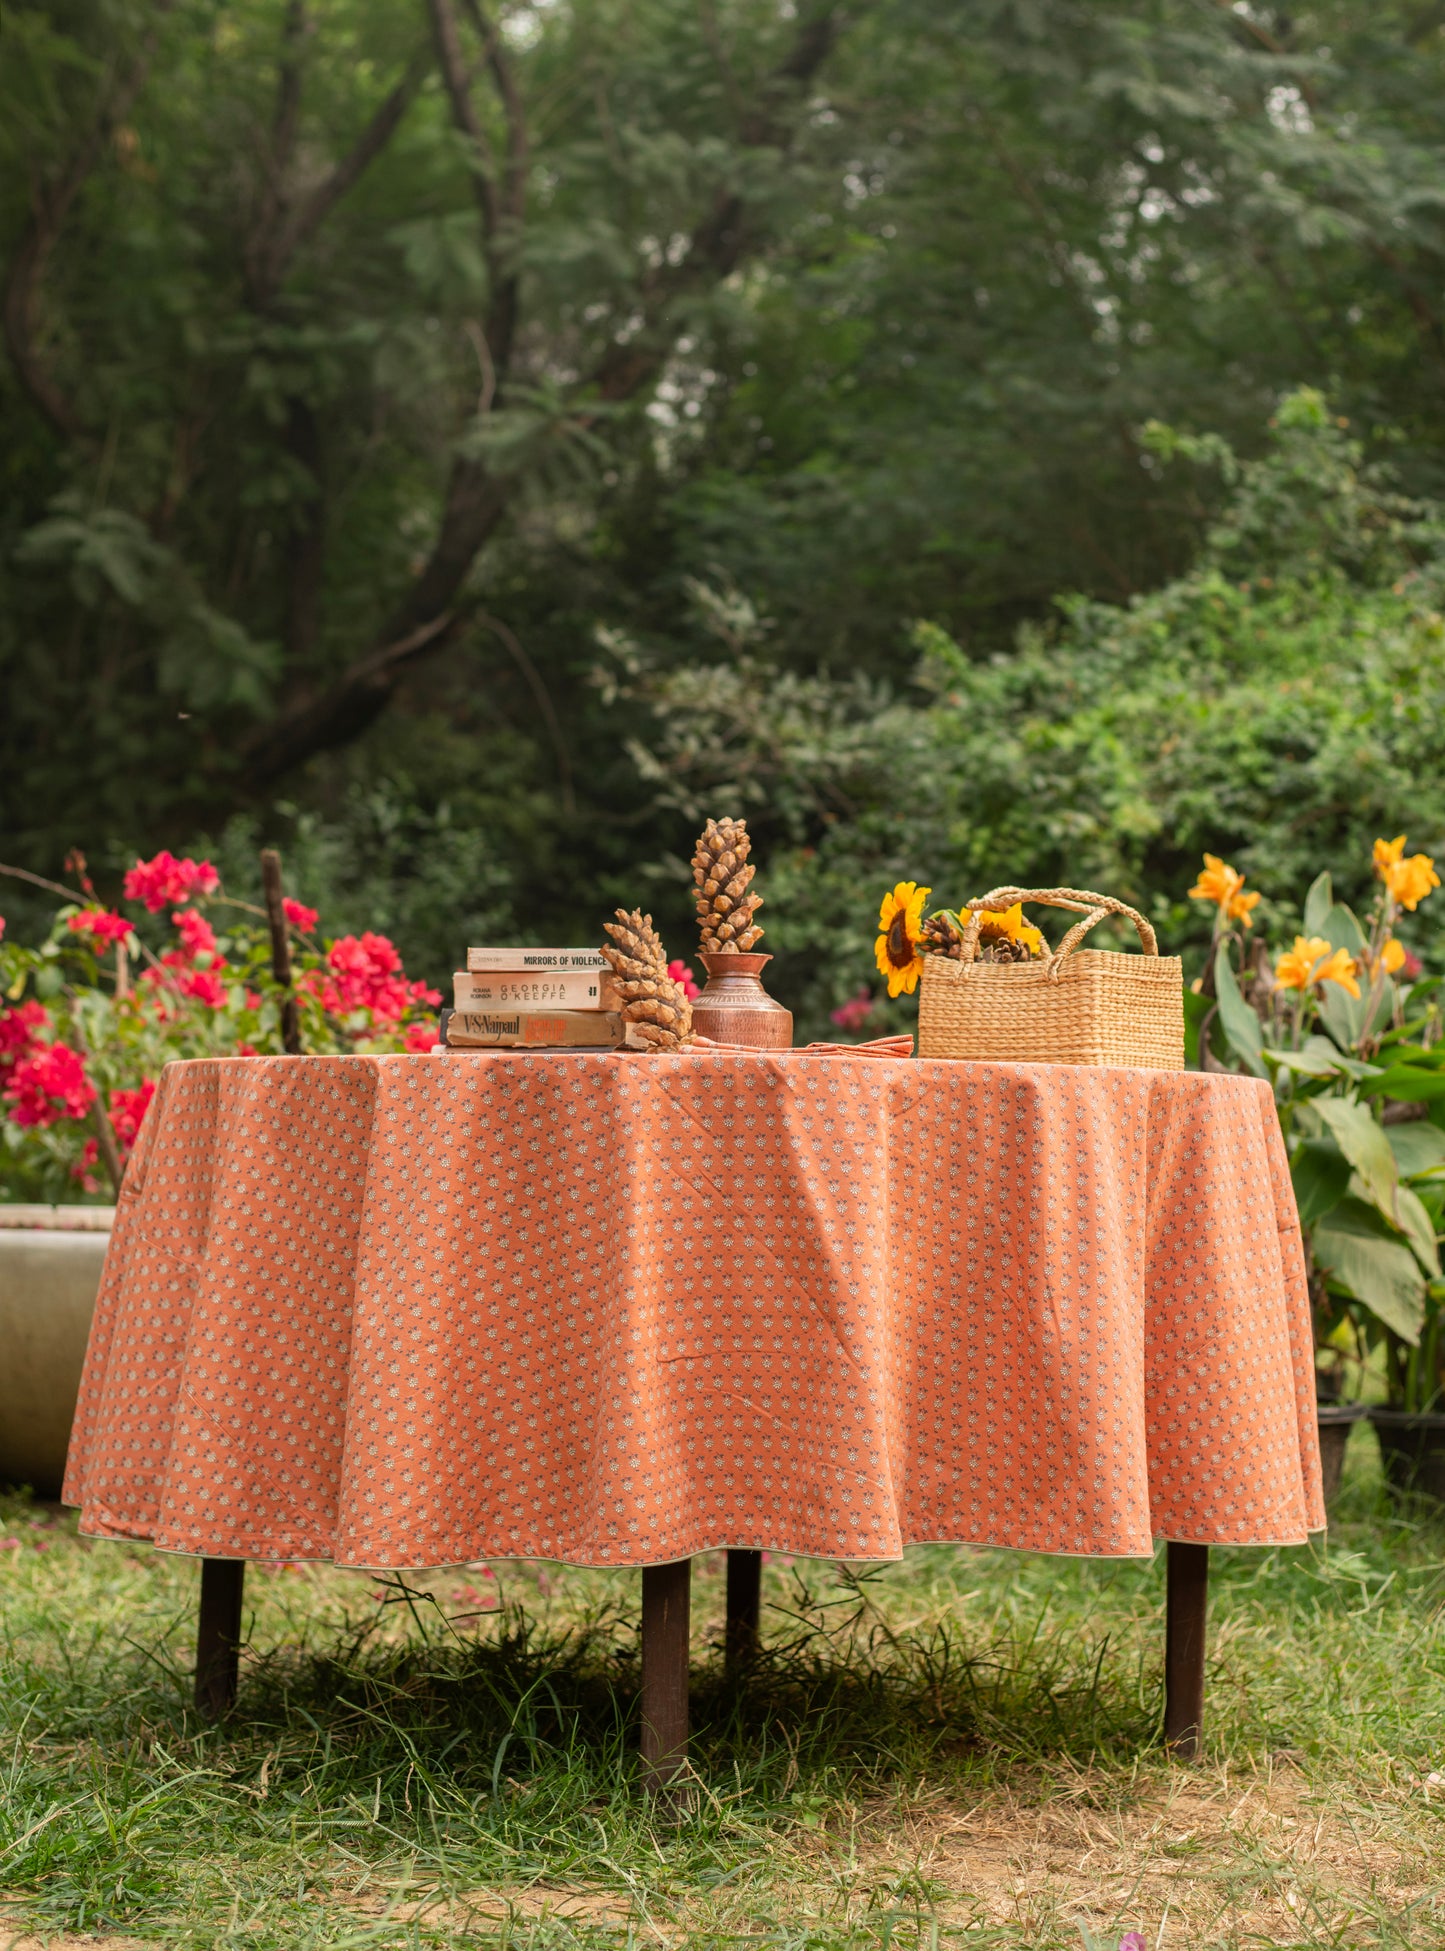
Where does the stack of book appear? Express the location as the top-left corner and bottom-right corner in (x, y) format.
(442, 947), (629, 1050)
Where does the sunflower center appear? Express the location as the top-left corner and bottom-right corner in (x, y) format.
(886, 910), (915, 969)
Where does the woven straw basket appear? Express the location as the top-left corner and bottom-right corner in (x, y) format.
(917, 885), (1183, 1069)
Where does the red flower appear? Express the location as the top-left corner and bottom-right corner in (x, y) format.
(404, 1020), (438, 1052)
(282, 897), (318, 933)
(5, 1042), (96, 1127)
(172, 908), (218, 959)
(0, 1000), (50, 1082)
(666, 958), (700, 1001)
(109, 1079), (155, 1150)
(177, 966), (228, 1009)
(323, 933), (440, 1023)
(70, 1138), (103, 1193)
(123, 851), (219, 913)
(68, 908), (135, 946)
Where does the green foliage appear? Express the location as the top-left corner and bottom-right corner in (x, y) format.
(605, 396), (1445, 1037)
(6, 0), (1445, 981)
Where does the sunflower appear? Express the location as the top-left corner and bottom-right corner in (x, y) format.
(972, 902), (1046, 957)
(876, 881), (930, 996)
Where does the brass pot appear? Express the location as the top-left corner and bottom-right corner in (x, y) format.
(691, 952), (793, 1050)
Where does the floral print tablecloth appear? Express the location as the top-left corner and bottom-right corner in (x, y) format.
(63, 1051), (1324, 1566)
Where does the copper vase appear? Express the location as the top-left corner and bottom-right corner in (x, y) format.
(691, 952), (793, 1050)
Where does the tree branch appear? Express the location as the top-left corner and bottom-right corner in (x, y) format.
(241, 4), (847, 785)
(1, 0), (177, 440)
(248, 47), (429, 307)
(242, 612), (466, 783)
(428, 0), (526, 379)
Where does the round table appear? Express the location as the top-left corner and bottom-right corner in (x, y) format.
(64, 1049), (1324, 1776)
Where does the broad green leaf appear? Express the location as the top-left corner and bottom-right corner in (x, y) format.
(1346, 1172), (1440, 1278)
(1388, 1122), (1445, 1178)
(1182, 982), (1211, 1069)
(1317, 975), (1367, 1052)
(1323, 902), (1368, 957)
(1302, 1034), (1380, 1079)
(1290, 1138), (1351, 1226)
(1358, 1067), (1445, 1102)
(1302, 871), (1333, 939)
(1312, 1205), (1427, 1343)
(1397, 1182), (1441, 1277)
(1314, 1096), (1399, 1217)
(1265, 1046), (1342, 1077)
(1212, 944), (1266, 1078)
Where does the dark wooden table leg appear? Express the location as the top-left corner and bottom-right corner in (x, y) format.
(641, 1558), (691, 1792)
(725, 1548), (762, 1673)
(195, 1558), (245, 1719)
(1164, 1541), (1208, 1759)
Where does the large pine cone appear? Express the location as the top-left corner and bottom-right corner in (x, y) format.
(600, 909), (693, 1050)
(692, 815), (763, 953)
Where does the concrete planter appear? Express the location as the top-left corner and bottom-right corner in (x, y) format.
(0, 1204), (113, 1497)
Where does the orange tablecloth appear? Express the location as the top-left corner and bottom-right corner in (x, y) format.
(64, 1052), (1324, 1567)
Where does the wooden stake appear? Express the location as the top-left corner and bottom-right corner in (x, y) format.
(725, 1548), (761, 1673)
(195, 1558), (245, 1718)
(259, 848), (301, 1054)
(1164, 1541), (1208, 1758)
(640, 1558), (691, 1792)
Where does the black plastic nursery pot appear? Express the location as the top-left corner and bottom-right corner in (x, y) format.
(1371, 1409), (1445, 1504)
(1316, 1402), (1367, 1505)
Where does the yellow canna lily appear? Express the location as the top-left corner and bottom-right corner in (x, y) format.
(1374, 834), (1440, 911)
(1189, 853), (1259, 928)
(1275, 935), (1359, 998)
(876, 881), (930, 998)
(1189, 853), (1245, 909)
(1312, 946), (1361, 998)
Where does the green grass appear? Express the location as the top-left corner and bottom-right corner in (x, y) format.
(2, 1436), (1444, 1949)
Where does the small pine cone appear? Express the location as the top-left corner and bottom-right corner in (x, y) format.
(920, 913), (964, 959)
(600, 908), (693, 1050)
(978, 936), (1031, 964)
(692, 815), (764, 953)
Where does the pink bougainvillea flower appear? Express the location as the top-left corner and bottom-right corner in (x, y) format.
(172, 908), (218, 960)
(4, 1042), (96, 1127)
(404, 1020), (438, 1052)
(123, 851), (220, 913)
(830, 988), (876, 1032)
(109, 1079), (156, 1151)
(282, 897), (319, 933)
(71, 1137), (103, 1191)
(0, 1000), (50, 1081)
(67, 908), (135, 946)
(666, 958), (700, 1001)
(176, 966), (228, 1009)
(322, 933), (440, 1023)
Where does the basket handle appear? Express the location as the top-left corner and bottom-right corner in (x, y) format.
(958, 885), (1158, 984)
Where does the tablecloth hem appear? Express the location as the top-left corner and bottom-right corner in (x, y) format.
(68, 1519), (1325, 1569)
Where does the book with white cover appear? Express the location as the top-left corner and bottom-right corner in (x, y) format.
(465, 946), (607, 973)
(453, 969), (617, 1011)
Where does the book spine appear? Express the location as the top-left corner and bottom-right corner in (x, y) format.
(465, 947), (607, 973)
(453, 971), (618, 1011)
(445, 1009), (628, 1048)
